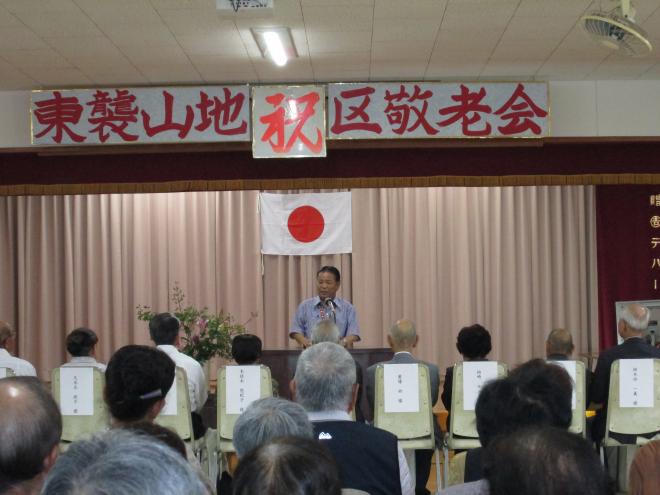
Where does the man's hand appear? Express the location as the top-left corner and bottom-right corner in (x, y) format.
(342, 335), (359, 349)
(292, 332), (311, 349)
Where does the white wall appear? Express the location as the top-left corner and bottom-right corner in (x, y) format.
(2, 81), (660, 149)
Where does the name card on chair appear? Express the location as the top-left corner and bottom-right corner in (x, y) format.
(619, 359), (654, 408)
(463, 362), (498, 411)
(383, 363), (420, 413)
(60, 367), (94, 416)
(549, 360), (577, 409)
(160, 381), (178, 416)
(226, 366), (261, 414)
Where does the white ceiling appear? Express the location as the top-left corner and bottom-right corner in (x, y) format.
(2, 0), (660, 90)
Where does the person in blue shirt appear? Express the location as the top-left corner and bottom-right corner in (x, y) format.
(289, 266), (360, 349)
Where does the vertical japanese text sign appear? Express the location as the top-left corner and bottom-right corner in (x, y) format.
(31, 86), (251, 145)
(252, 85), (326, 158)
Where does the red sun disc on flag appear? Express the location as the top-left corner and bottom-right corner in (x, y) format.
(287, 206), (325, 243)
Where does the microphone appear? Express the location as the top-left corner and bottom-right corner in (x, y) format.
(324, 298), (336, 323)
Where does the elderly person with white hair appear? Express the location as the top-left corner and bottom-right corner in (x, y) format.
(41, 429), (211, 495)
(233, 397), (314, 458)
(590, 303), (660, 442)
(291, 342), (414, 495)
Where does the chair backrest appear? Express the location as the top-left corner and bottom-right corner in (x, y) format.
(217, 365), (274, 441)
(51, 366), (109, 442)
(605, 358), (660, 441)
(373, 363), (434, 447)
(156, 366), (195, 442)
(548, 359), (587, 437)
(448, 361), (508, 440)
(0, 367), (15, 378)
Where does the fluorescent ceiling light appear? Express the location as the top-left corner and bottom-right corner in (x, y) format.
(251, 27), (297, 67)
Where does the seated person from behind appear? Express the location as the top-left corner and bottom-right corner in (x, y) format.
(218, 397), (314, 494)
(149, 313), (208, 438)
(104, 345), (175, 426)
(629, 440), (660, 495)
(61, 327), (106, 372)
(232, 437), (342, 495)
(291, 342), (414, 495)
(366, 319), (440, 495)
(0, 320), (37, 377)
(545, 327), (593, 403)
(441, 324), (491, 420)
(463, 359), (573, 483)
(311, 320), (365, 422)
(0, 377), (62, 495)
(481, 427), (610, 495)
(40, 429), (210, 495)
(589, 303), (660, 442)
(231, 334), (279, 396)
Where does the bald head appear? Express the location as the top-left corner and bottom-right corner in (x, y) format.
(0, 377), (62, 491)
(0, 320), (14, 349)
(546, 328), (574, 358)
(387, 319), (418, 352)
(619, 303), (650, 339)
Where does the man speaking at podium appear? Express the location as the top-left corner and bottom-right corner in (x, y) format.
(290, 266), (360, 349)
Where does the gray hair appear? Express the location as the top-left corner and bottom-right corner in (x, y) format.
(620, 304), (650, 333)
(311, 320), (341, 345)
(389, 319), (417, 348)
(41, 429), (210, 495)
(294, 342), (356, 412)
(233, 397), (314, 458)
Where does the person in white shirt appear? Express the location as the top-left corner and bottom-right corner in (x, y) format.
(0, 320), (37, 377)
(149, 313), (208, 439)
(61, 327), (107, 372)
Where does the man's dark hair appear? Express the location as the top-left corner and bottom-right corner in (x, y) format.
(484, 427), (612, 495)
(104, 345), (175, 422)
(475, 358), (572, 447)
(231, 334), (262, 365)
(121, 421), (187, 459)
(456, 324), (492, 359)
(317, 266), (340, 283)
(148, 313), (180, 346)
(232, 437), (342, 495)
(0, 377), (62, 490)
(66, 327), (99, 357)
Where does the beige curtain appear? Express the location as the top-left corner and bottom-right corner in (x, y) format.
(0, 186), (597, 378)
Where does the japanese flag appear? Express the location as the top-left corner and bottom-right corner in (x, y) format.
(260, 192), (352, 255)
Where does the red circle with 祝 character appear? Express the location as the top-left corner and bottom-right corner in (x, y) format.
(287, 206), (324, 243)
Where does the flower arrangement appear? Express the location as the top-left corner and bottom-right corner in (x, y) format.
(137, 284), (252, 364)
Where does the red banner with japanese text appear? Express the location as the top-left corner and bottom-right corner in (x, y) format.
(30, 86), (251, 145)
(328, 82), (548, 139)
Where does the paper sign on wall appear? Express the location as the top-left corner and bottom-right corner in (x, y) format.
(226, 366), (262, 414)
(549, 360), (577, 409)
(160, 378), (178, 416)
(59, 367), (94, 416)
(383, 363), (420, 413)
(463, 361), (498, 411)
(620, 359), (654, 408)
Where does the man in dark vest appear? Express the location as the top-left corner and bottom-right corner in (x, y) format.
(291, 342), (414, 495)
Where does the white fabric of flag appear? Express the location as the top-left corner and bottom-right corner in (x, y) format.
(260, 192), (352, 255)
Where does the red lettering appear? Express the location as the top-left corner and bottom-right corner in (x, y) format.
(142, 91), (194, 138)
(494, 83), (548, 135)
(86, 89), (139, 142)
(195, 88), (247, 135)
(331, 86), (382, 135)
(438, 85), (492, 137)
(33, 91), (85, 143)
(383, 84), (438, 136)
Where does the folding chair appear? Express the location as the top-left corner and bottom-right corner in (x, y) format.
(373, 363), (440, 494)
(51, 366), (110, 447)
(442, 361), (507, 488)
(156, 366), (218, 482)
(548, 360), (587, 437)
(600, 358), (660, 491)
(216, 364), (274, 454)
(0, 367), (16, 379)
